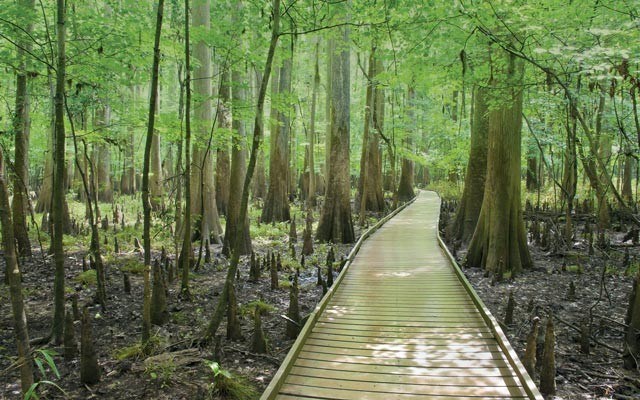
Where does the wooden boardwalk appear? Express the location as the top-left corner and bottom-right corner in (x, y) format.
(261, 191), (542, 399)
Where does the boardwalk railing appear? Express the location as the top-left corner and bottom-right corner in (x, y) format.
(435, 194), (543, 400)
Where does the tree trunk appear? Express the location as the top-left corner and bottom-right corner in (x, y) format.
(306, 40), (320, 207)
(449, 85), (488, 243)
(624, 272), (640, 369)
(562, 106), (578, 244)
(262, 51), (292, 223)
(316, 30), (355, 244)
(11, 0), (35, 257)
(0, 148), (34, 394)
(191, 0), (222, 244)
(121, 87), (137, 195)
(179, 0), (193, 299)
(215, 69), (231, 216)
(51, 0), (68, 344)
(467, 51), (532, 278)
(150, 95), (164, 210)
(142, 0), (164, 345)
(252, 70), (267, 201)
(94, 105), (113, 203)
(204, 0), (280, 341)
(223, 67), (252, 257)
(358, 47), (385, 213)
(622, 150), (633, 204)
(397, 86), (416, 202)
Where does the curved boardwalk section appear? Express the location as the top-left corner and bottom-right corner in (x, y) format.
(262, 191), (542, 400)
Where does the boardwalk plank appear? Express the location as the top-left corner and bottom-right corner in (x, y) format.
(261, 192), (541, 400)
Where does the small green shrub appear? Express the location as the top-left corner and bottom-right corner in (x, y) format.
(240, 300), (275, 316)
(73, 270), (97, 286)
(205, 361), (258, 400)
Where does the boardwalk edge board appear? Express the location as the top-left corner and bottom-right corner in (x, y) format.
(434, 192), (544, 400)
(260, 194), (419, 400)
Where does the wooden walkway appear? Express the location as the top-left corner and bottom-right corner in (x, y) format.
(261, 191), (542, 400)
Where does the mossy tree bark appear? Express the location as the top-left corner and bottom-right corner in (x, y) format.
(316, 29), (355, 244)
(223, 67), (252, 257)
(449, 85), (488, 244)
(0, 148), (34, 394)
(262, 46), (292, 223)
(467, 51), (532, 278)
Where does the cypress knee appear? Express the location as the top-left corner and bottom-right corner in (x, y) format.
(64, 307), (77, 361)
(540, 316), (556, 395)
(522, 317), (539, 376)
(286, 273), (301, 339)
(80, 307), (100, 384)
(251, 308), (268, 353)
(504, 291), (515, 326)
(270, 252), (278, 290)
(150, 259), (168, 325)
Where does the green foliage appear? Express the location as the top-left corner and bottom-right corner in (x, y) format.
(240, 300), (275, 317)
(25, 350), (67, 400)
(120, 259), (145, 275)
(205, 361), (258, 400)
(145, 358), (177, 388)
(73, 270), (97, 286)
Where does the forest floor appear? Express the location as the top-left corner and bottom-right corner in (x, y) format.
(2, 196), (640, 399)
(442, 204), (640, 400)
(0, 201), (376, 400)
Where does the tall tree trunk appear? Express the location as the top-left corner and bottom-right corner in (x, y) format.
(179, 0), (193, 299)
(71, 131), (107, 311)
(262, 50), (292, 223)
(449, 85), (488, 243)
(324, 41), (332, 183)
(252, 69), (267, 200)
(223, 67), (252, 256)
(37, 74), (72, 231)
(142, 0), (164, 345)
(121, 84), (138, 195)
(306, 41), (319, 207)
(562, 104), (578, 244)
(316, 29), (355, 244)
(397, 86), (416, 202)
(150, 90), (164, 210)
(216, 69), (231, 216)
(191, 0), (222, 244)
(467, 51), (532, 279)
(11, 0), (35, 257)
(622, 149), (633, 204)
(0, 148), (34, 394)
(51, 0), (68, 344)
(94, 104), (113, 203)
(204, 0), (280, 340)
(358, 47), (385, 213)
